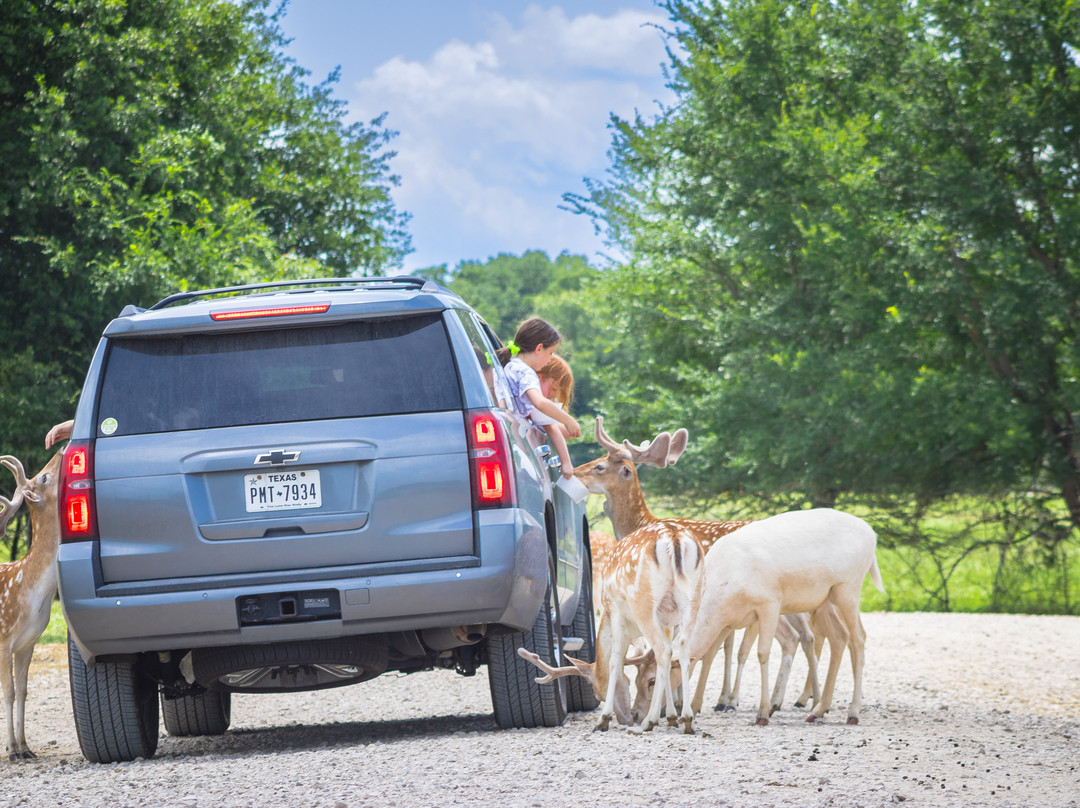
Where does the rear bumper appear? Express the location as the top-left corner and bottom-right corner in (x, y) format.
(60, 509), (548, 664)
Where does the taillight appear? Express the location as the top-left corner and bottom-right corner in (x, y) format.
(60, 441), (97, 542)
(467, 411), (515, 508)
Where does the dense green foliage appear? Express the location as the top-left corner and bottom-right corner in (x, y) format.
(569, 0), (1080, 611)
(0, 0), (408, 481)
(1, 0), (408, 556)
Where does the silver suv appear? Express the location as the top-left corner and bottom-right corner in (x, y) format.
(57, 278), (597, 763)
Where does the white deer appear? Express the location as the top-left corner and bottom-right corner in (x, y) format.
(688, 508), (885, 725)
(0, 453), (61, 761)
(519, 520), (705, 734)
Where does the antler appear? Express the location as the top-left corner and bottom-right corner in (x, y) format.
(0, 455), (27, 533)
(594, 417), (689, 468)
(516, 648), (588, 683)
(0, 455), (40, 504)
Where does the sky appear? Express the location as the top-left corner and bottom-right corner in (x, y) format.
(276, 1), (677, 273)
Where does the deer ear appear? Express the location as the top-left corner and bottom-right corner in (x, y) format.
(668, 428), (689, 464)
(618, 464), (634, 481)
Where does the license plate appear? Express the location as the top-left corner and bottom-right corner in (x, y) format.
(244, 469), (322, 513)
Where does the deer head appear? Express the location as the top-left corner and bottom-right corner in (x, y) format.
(573, 418), (689, 539)
(516, 648), (634, 726)
(625, 648), (689, 725)
(1, 453), (62, 518)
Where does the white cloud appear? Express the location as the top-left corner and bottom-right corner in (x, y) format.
(348, 4), (673, 269)
(496, 5), (670, 75)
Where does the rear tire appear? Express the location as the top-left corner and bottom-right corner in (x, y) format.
(567, 541), (599, 712)
(161, 688), (232, 736)
(68, 635), (159, 763)
(487, 547), (568, 728)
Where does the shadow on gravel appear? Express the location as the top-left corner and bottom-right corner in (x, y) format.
(155, 712), (504, 760)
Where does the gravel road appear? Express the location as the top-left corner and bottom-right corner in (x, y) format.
(2, 611), (1078, 808)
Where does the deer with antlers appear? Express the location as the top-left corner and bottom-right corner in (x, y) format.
(519, 519), (705, 734)
(0, 453), (61, 760)
(574, 417), (827, 718)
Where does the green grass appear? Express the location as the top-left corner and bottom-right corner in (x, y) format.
(588, 495), (1080, 615)
(41, 599), (67, 644)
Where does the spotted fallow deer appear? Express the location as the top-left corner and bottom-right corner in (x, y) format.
(519, 520), (706, 734)
(574, 417), (824, 717)
(0, 453), (61, 761)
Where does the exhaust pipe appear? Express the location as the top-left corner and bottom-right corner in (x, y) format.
(421, 624), (488, 651)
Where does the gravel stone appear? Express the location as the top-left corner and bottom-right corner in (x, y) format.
(2, 612), (1078, 807)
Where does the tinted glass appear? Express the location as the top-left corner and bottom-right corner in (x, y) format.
(454, 310), (514, 410)
(96, 314), (461, 436)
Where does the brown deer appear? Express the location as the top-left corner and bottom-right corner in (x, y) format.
(0, 453), (61, 760)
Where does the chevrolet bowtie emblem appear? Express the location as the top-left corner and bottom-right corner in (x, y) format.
(254, 449), (301, 466)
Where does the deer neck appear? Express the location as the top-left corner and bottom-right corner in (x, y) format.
(19, 504), (60, 583)
(604, 485), (656, 541)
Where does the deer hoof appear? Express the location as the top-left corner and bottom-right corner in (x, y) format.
(847, 716), (859, 725)
(805, 714), (821, 724)
(794, 700), (806, 708)
(755, 717), (769, 726)
(681, 720), (695, 735)
(666, 716), (679, 727)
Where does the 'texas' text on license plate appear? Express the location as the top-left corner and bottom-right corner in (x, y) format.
(245, 469), (322, 513)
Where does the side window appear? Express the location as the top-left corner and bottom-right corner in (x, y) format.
(455, 310), (513, 411)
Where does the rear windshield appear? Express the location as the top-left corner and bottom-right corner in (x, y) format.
(95, 314), (461, 436)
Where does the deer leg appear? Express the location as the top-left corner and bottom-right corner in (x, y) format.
(844, 609), (868, 724)
(11, 644), (35, 759)
(675, 629), (696, 734)
(714, 632), (735, 710)
(754, 607), (781, 725)
(796, 629), (826, 708)
(808, 596), (853, 723)
(1, 646), (16, 761)
(723, 624), (756, 713)
(769, 616), (800, 715)
(596, 622), (630, 732)
(638, 640), (672, 733)
(689, 628), (730, 715)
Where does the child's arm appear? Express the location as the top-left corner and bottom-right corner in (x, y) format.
(525, 389), (581, 438)
(46, 419), (74, 449)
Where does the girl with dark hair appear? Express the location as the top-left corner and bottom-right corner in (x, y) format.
(499, 318), (581, 477)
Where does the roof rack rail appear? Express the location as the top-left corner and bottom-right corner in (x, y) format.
(148, 277), (441, 311)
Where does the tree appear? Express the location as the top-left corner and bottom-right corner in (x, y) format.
(0, 0), (409, 480)
(573, 0), (1080, 527)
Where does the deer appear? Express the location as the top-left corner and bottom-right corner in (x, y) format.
(0, 452), (61, 761)
(574, 417), (824, 718)
(687, 508), (885, 726)
(519, 520), (705, 734)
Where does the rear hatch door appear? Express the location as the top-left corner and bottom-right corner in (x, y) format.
(91, 312), (474, 584)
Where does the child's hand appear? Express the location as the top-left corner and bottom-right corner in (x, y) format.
(565, 417), (581, 439)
